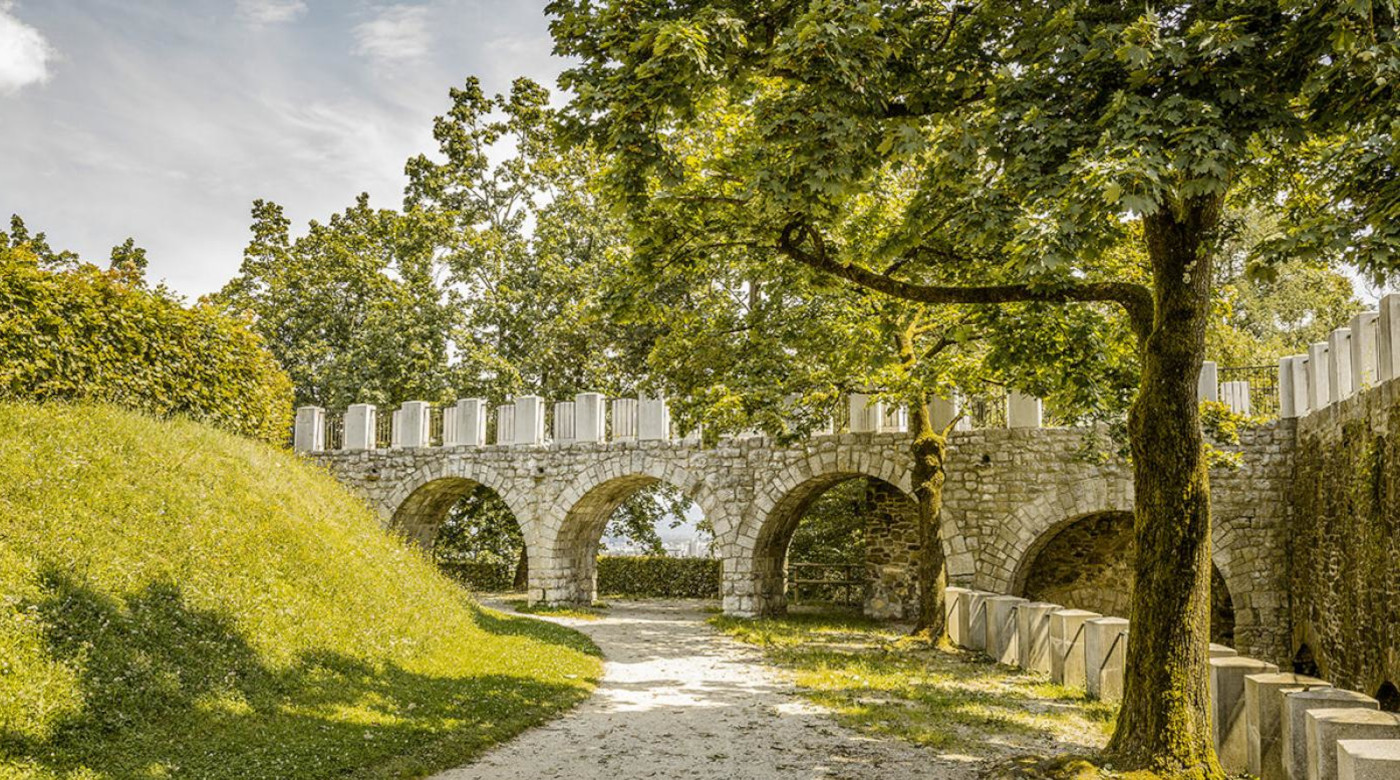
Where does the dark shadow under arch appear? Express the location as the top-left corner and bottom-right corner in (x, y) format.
(391, 477), (518, 550)
(1293, 643), (1321, 677)
(1376, 681), (1399, 712)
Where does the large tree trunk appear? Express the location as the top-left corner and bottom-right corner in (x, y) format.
(908, 397), (949, 637)
(1108, 197), (1224, 778)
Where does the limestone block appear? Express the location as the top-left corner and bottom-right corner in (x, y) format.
(1329, 328), (1355, 402)
(1306, 710), (1400, 780)
(1309, 342), (1332, 411)
(1379, 292), (1400, 382)
(343, 403), (375, 450)
(944, 586), (971, 646)
(639, 397), (670, 441)
(513, 396), (545, 446)
(495, 404), (515, 445)
(1246, 672), (1329, 780)
(395, 401), (430, 449)
(293, 406), (325, 453)
(1349, 311), (1380, 391)
(1084, 617), (1129, 701)
(1007, 390), (1042, 429)
(1212, 657), (1280, 772)
(611, 398), (638, 441)
(1015, 601), (1062, 674)
(1049, 609), (1100, 689)
(985, 595), (1027, 665)
(453, 399), (487, 447)
(1211, 643), (1239, 659)
(553, 401), (576, 444)
(1283, 689), (1379, 780)
(965, 591), (993, 652)
(575, 393), (605, 443)
(1200, 360), (1220, 402)
(1280, 357), (1298, 419)
(848, 393), (876, 433)
(931, 394), (969, 432)
(1223, 380), (1253, 415)
(1338, 739), (1400, 780)
(1291, 355), (1312, 417)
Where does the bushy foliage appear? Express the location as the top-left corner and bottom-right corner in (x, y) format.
(787, 479), (867, 567)
(596, 555), (720, 599)
(0, 243), (292, 443)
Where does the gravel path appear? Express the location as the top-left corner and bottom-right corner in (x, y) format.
(434, 600), (974, 780)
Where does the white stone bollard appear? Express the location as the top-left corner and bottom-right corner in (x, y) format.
(965, 591), (993, 652)
(1292, 355), (1312, 417)
(1212, 657), (1280, 772)
(1049, 609), (1100, 689)
(1084, 617), (1130, 701)
(393, 401), (431, 449)
(450, 399), (487, 447)
(944, 586), (970, 646)
(985, 595), (1027, 665)
(1007, 390), (1043, 429)
(343, 403), (376, 450)
(1283, 689), (1379, 780)
(553, 401), (576, 444)
(575, 393), (606, 443)
(1015, 601), (1062, 673)
(293, 406), (325, 453)
(1247, 672), (1330, 780)
(1305, 710), (1400, 780)
(1379, 292), (1400, 382)
(1329, 328), (1355, 402)
(611, 398), (638, 441)
(514, 396), (545, 446)
(1200, 360), (1220, 402)
(1281, 357), (1298, 419)
(495, 404), (515, 445)
(1338, 739), (1400, 780)
(1212, 644), (1239, 659)
(1349, 311), (1380, 391)
(639, 397), (670, 441)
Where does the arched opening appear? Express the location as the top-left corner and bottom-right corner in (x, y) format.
(753, 473), (921, 619)
(390, 477), (526, 593)
(1293, 643), (1321, 677)
(1013, 511), (1236, 644)
(1376, 681), (1400, 712)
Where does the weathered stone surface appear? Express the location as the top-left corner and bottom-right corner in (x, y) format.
(965, 591), (993, 653)
(1246, 672), (1330, 780)
(1305, 710), (1400, 780)
(1283, 689), (1379, 780)
(1213, 643), (1239, 658)
(1212, 657), (1280, 772)
(1084, 617), (1128, 701)
(1337, 739), (1400, 780)
(944, 587), (971, 647)
(1049, 609), (1099, 689)
(1015, 601), (1061, 673)
(985, 595), (1027, 665)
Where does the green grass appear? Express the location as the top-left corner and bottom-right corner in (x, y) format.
(504, 600), (609, 621)
(0, 403), (602, 779)
(710, 607), (1116, 756)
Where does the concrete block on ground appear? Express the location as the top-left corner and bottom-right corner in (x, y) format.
(1350, 311), (1380, 391)
(575, 393), (605, 443)
(343, 403), (375, 450)
(1212, 656), (1280, 773)
(1211, 643), (1239, 659)
(944, 587), (971, 646)
(1338, 739), (1400, 780)
(1246, 672), (1330, 780)
(965, 591), (992, 652)
(1084, 617), (1129, 701)
(1049, 609), (1100, 689)
(1306, 710), (1400, 780)
(1015, 601), (1062, 674)
(1284, 689), (1379, 780)
(985, 595), (1027, 665)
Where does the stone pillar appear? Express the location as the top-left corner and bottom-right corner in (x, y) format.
(1338, 740), (1400, 780)
(1049, 609), (1100, 688)
(1015, 601), (1061, 673)
(451, 399), (486, 447)
(343, 403), (375, 450)
(1349, 311), (1380, 391)
(1283, 689), (1379, 780)
(1291, 355), (1312, 417)
(1305, 710), (1400, 780)
(861, 481), (920, 620)
(552, 401), (576, 444)
(639, 397), (670, 441)
(1200, 360), (1220, 402)
(293, 406), (325, 453)
(1007, 390), (1042, 429)
(514, 396), (545, 446)
(985, 596), (1027, 665)
(945, 586), (970, 646)
(1280, 357), (1298, 419)
(495, 404), (515, 445)
(1309, 343), (1332, 411)
(1248, 673), (1332, 780)
(1212, 656), (1280, 773)
(575, 393), (605, 443)
(848, 393), (877, 433)
(1378, 292), (1400, 382)
(1084, 617), (1129, 701)
(394, 401), (430, 449)
(1329, 328), (1355, 402)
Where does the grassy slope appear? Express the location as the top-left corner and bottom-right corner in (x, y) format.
(0, 404), (601, 780)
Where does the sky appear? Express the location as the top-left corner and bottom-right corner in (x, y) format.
(0, 0), (565, 298)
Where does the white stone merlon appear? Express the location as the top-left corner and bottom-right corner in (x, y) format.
(1329, 328), (1354, 402)
(452, 399), (487, 447)
(495, 404), (515, 445)
(1200, 360), (1220, 402)
(639, 397), (670, 441)
(293, 406), (325, 453)
(343, 403), (375, 450)
(575, 393), (605, 443)
(1338, 739), (1400, 780)
(514, 396), (545, 446)
(1084, 617), (1129, 701)
(1007, 390), (1043, 429)
(611, 398), (638, 441)
(848, 393), (876, 433)
(1212, 656), (1280, 773)
(878, 404), (907, 434)
(930, 394), (966, 432)
(1349, 311), (1380, 391)
(1049, 609), (1099, 689)
(1292, 356), (1312, 417)
(1305, 710), (1400, 780)
(985, 595), (1027, 665)
(553, 401), (577, 444)
(1308, 343), (1332, 411)
(1247, 672), (1330, 780)
(1379, 292), (1400, 382)
(1283, 689), (1379, 780)
(394, 401), (431, 449)
(1015, 601), (1061, 674)
(1280, 357), (1298, 419)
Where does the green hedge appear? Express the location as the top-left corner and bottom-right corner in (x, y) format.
(439, 561), (516, 592)
(597, 555), (720, 598)
(0, 250), (292, 443)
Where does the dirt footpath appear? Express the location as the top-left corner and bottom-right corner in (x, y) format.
(434, 600), (974, 780)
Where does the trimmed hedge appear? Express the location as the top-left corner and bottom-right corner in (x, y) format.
(439, 561), (516, 592)
(0, 251), (292, 443)
(597, 555), (720, 599)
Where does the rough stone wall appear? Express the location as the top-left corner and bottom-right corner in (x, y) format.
(861, 479), (920, 620)
(1293, 380), (1400, 701)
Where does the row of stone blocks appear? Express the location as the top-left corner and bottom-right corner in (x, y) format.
(944, 588), (1400, 780)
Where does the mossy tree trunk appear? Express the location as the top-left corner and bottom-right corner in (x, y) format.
(1107, 196), (1224, 778)
(896, 324), (949, 637)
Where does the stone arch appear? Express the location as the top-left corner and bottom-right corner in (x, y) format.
(383, 461), (533, 550)
(979, 476), (1134, 592)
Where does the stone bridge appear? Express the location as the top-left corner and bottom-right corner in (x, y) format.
(296, 392), (1296, 663)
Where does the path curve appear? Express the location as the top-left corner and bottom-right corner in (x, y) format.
(436, 600), (971, 780)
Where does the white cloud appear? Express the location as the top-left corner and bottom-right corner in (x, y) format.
(236, 0), (308, 26)
(0, 1), (55, 95)
(353, 5), (431, 64)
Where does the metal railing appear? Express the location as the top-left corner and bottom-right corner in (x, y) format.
(1219, 365), (1278, 418)
(787, 562), (865, 607)
(374, 411), (393, 449)
(429, 405), (445, 447)
(963, 387), (1009, 429)
(322, 411), (345, 451)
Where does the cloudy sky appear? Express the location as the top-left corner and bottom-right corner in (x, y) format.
(0, 0), (564, 297)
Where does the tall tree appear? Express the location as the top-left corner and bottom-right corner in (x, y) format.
(547, 2), (1399, 773)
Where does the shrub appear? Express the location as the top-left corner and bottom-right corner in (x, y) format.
(439, 561), (517, 592)
(0, 249), (292, 443)
(597, 555), (720, 598)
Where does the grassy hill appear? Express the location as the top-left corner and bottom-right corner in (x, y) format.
(0, 403), (601, 779)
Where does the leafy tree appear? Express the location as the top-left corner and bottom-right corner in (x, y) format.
(108, 237), (148, 286)
(547, 1), (1400, 772)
